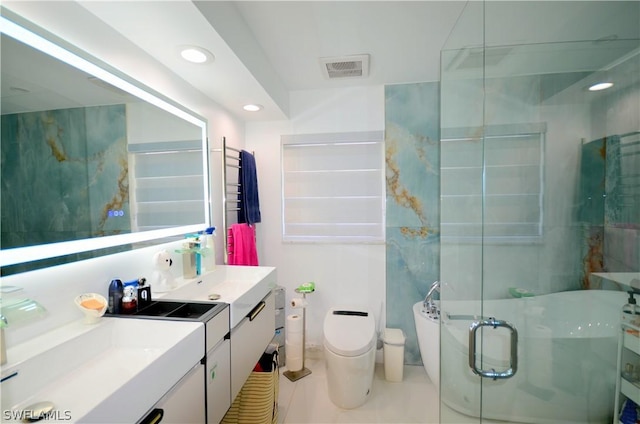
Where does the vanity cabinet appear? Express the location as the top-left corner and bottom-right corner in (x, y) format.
(203, 304), (231, 424)
(614, 313), (640, 423)
(230, 291), (275, 400)
(141, 362), (205, 424)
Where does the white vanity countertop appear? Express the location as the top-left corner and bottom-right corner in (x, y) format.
(1, 318), (203, 423)
(157, 265), (277, 328)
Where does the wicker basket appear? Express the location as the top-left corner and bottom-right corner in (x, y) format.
(222, 355), (279, 424)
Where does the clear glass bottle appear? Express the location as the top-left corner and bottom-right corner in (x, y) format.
(622, 291), (640, 328)
(622, 362), (635, 381)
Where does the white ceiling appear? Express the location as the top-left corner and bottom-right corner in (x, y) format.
(78, 1), (469, 121)
(5, 1), (640, 122)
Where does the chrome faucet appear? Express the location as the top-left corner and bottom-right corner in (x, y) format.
(423, 281), (440, 316)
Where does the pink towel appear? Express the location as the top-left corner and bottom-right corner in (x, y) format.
(227, 223), (259, 266)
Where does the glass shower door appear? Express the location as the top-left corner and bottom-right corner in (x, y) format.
(439, 1), (639, 423)
(439, 2), (486, 422)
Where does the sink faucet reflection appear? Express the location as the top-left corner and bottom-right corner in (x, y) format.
(1, 314), (7, 365)
(0, 297), (47, 365)
(423, 281), (440, 318)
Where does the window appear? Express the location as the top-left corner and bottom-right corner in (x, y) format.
(440, 124), (545, 241)
(281, 131), (385, 243)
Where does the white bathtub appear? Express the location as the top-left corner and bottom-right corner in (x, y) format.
(413, 289), (627, 424)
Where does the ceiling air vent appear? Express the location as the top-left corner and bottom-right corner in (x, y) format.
(320, 54), (369, 79)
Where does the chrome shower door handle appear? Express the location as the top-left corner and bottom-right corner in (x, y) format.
(468, 317), (518, 380)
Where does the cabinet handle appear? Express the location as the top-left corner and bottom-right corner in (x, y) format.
(139, 408), (164, 424)
(248, 301), (266, 321)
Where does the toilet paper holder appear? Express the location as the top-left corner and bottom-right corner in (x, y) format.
(284, 287), (314, 382)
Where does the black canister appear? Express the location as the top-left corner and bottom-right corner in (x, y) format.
(108, 279), (124, 314)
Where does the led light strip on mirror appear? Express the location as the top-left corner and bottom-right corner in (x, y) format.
(0, 13), (210, 268)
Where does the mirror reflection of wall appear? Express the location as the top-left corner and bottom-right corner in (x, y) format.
(0, 13), (209, 275)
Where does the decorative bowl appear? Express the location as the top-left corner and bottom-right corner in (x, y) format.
(74, 293), (108, 324)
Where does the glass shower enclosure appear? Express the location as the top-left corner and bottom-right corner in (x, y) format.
(439, 1), (639, 423)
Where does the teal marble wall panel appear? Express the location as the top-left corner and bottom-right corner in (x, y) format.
(577, 138), (606, 288)
(577, 138), (605, 225)
(85, 106), (130, 235)
(579, 134), (640, 285)
(604, 134), (639, 273)
(1, 104), (129, 249)
(385, 82), (440, 365)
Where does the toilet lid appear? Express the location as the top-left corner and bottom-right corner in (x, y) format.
(324, 308), (376, 357)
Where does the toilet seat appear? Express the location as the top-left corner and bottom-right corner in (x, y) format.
(324, 308), (376, 357)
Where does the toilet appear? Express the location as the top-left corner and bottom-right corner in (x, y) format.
(323, 307), (376, 409)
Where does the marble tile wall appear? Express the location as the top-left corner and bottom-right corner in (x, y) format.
(579, 134), (640, 288)
(385, 82), (440, 365)
(1, 105), (129, 250)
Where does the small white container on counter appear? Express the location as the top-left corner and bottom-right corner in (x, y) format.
(75, 293), (107, 324)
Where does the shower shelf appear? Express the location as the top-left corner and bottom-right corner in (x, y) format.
(615, 319), (640, 422)
(623, 329), (640, 354)
(621, 378), (640, 406)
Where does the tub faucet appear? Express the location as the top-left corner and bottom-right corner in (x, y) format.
(423, 281), (440, 316)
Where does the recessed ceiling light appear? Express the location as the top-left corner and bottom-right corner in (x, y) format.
(588, 82), (614, 91)
(179, 46), (214, 64)
(243, 104), (263, 112)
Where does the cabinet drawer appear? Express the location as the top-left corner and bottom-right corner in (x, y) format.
(207, 339), (231, 424)
(150, 363), (205, 424)
(207, 305), (230, 353)
(230, 292), (275, 400)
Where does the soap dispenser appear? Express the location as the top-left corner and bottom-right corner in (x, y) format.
(623, 291), (636, 314)
(202, 227), (216, 272)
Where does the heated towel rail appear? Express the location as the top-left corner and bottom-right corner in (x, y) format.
(221, 137), (258, 264)
(222, 137), (241, 264)
(617, 131), (640, 225)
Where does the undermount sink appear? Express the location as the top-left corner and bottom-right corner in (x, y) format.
(159, 265), (277, 328)
(106, 300), (226, 321)
(1, 318), (203, 423)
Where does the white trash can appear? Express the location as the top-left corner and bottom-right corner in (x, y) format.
(383, 328), (406, 382)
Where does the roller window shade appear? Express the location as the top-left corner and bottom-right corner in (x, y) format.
(281, 131), (385, 243)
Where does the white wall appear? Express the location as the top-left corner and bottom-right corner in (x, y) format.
(245, 86), (386, 350)
(1, 3), (245, 342)
(3, 239), (186, 347)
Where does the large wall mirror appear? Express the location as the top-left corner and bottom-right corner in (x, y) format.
(1, 10), (211, 274)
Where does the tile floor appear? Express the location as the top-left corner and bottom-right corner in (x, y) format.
(277, 358), (440, 424)
(276, 357), (501, 424)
